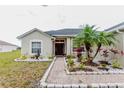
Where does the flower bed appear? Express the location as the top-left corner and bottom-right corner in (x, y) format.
(14, 55), (53, 62)
(14, 58), (52, 62)
(64, 57), (124, 75)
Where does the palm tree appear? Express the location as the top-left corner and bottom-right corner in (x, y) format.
(74, 24), (116, 64)
(93, 32), (116, 59)
(74, 24), (97, 63)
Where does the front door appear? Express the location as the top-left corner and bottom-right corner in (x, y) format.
(55, 43), (64, 55)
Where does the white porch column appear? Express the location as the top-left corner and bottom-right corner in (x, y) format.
(70, 37), (73, 54)
(67, 37), (73, 55)
(67, 38), (70, 55)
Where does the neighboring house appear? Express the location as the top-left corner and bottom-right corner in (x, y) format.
(17, 28), (82, 56)
(0, 40), (18, 52)
(105, 22), (124, 51)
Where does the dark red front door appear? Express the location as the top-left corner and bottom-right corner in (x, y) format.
(55, 43), (64, 55)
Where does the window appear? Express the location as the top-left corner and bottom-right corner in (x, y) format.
(32, 42), (41, 54)
(55, 40), (64, 43)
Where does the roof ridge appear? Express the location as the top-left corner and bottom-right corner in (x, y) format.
(17, 28), (53, 39)
(0, 40), (18, 46)
(46, 28), (82, 32)
(46, 28), (82, 36)
(105, 21), (124, 31)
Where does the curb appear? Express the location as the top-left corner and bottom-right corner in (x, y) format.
(40, 57), (56, 87)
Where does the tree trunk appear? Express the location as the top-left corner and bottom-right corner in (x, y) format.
(93, 43), (101, 59)
(85, 43), (92, 64)
(85, 43), (90, 58)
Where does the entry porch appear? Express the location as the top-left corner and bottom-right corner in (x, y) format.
(52, 37), (73, 56)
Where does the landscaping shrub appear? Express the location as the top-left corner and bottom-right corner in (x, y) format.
(77, 56), (82, 62)
(112, 59), (122, 69)
(67, 58), (75, 71)
(30, 55), (36, 59)
(101, 64), (107, 68)
(98, 63), (109, 71)
(79, 63), (85, 70)
(66, 55), (75, 59)
(38, 55), (43, 59)
(20, 55), (27, 60)
(48, 56), (54, 59)
(80, 56), (88, 63)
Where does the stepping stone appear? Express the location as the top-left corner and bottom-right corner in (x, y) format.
(66, 70), (70, 75)
(91, 83), (99, 88)
(120, 71), (124, 74)
(87, 84), (92, 88)
(116, 83), (124, 88)
(79, 84), (87, 88)
(63, 84), (71, 88)
(107, 83), (117, 88)
(71, 84), (80, 88)
(97, 72), (103, 75)
(113, 71), (119, 74)
(117, 71), (123, 74)
(70, 72), (76, 75)
(81, 71), (86, 75)
(47, 84), (55, 88)
(108, 71), (114, 74)
(54, 84), (63, 88)
(101, 71), (108, 74)
(99, 83), (108, 88)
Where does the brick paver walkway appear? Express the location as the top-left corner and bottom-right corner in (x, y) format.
(46, 57), (124, 84)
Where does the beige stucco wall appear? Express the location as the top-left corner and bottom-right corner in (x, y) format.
(21, 31), (52, 57)
(114, 33), (123, 50)
(114, 33), (124, 66)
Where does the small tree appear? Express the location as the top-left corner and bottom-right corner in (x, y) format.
(74, 24), (116, 65)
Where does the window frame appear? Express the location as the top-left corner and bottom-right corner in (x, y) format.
(30, 40), (43, 55)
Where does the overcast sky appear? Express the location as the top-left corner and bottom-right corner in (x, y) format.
(0, 6), (124, 46)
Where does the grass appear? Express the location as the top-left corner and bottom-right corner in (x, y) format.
(0, 50), (51, 88)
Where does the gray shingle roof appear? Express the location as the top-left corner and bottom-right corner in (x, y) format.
(17, 28), (82, 39)
(105, 22), (124, 31)
(0, 40), (18, 46)
(45, 28), (82, 36)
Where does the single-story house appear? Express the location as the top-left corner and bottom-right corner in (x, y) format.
(17, 22), (124, 57)
(0, 40), (18, 52)
(17, 28), (82, 57)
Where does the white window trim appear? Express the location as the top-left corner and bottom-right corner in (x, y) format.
(30, 40), (43, 55)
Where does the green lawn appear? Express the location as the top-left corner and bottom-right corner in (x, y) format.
(0, 50), (50, 88)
